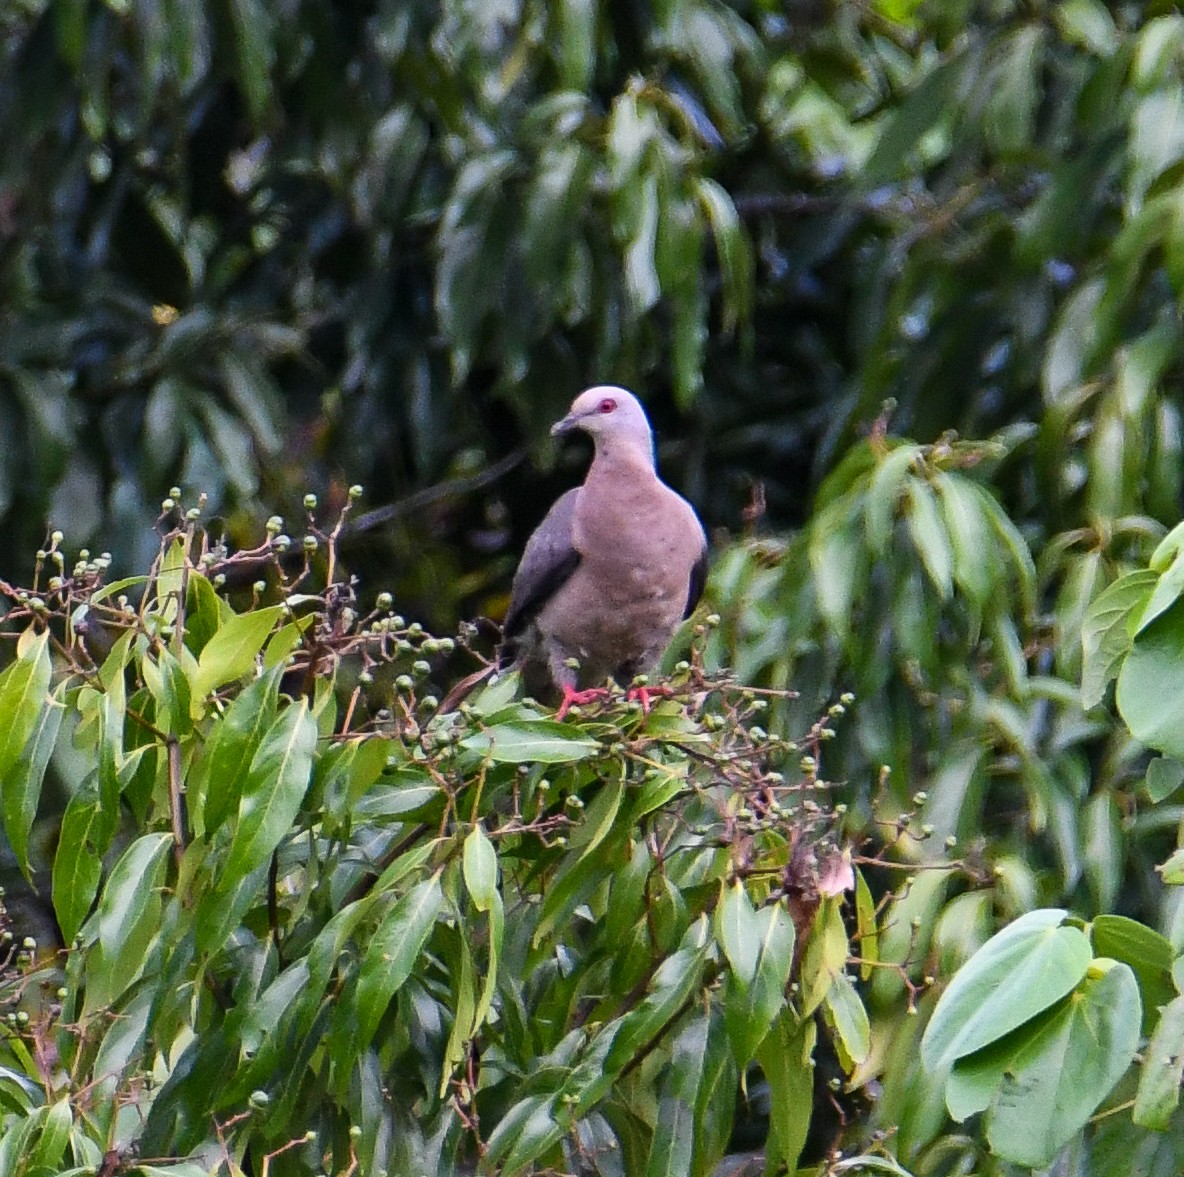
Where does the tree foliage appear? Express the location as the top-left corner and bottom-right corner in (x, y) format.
(0, 504), (874, 1176)
(10, 0), (1184, 1173)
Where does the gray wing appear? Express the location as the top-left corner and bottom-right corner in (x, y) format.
(684, 546), (709, 618)
(502, 488), (582, 640)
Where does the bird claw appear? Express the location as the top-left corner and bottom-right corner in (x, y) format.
(625, 684), (674, 713)
(556, 686), (612, 720)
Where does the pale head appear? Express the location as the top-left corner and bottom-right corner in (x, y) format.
(551, 385), (655, 467)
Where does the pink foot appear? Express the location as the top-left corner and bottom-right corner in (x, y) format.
(625, 684), (674, 713)
(556, 686), (611, 720)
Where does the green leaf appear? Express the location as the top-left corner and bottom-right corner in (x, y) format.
(52, 786), (107, 944)
(694, 177), (753, 333)
(933, 473), (993, 609)
(188, 605), (284, 714)
(904, 476), (954, 600)
(220, 699), (316, 889)
(1081, 570), (1159, 708)
(554, 0), (596, 90)
(1137, 549), (1184, 635)
(645, 1008), (736, 1177)
(353, 874), (444, 1052)
(1147, 756), (1184, 803)
(809, 498), (866, 643)
(1134, 994), (1184, 1129)
(605, 924), (710, 1071)
(983, 960), (1140, 1166)
(4, 686), (64, 882)
(1092, 914), (1175, 1030)
(184, 571), (233, 656)
(194, 664), (282, 836)
(461, 720), (599, 763)
(864, 54), (967, 184)
(93, 833), (173, 964)
(823, 972), (871, 1070)
(463, 826), (498, 911)
(535, 777), (626, 945)
(1117, 600), (1184, 758)
(28, 1096), (71, 1171)
(227, 0), (275, 125)
(800, 896), (849, 1017)
(757, 1012), (816, 1176)
(715, 883), (796, 1067)
(865, 444), (921, 555)
(0, 629), (52, 838)
(1084, 792), (1123, 913)
(921, 909), (1091, 1070)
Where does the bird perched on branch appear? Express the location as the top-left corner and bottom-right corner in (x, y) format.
(501, 385), (708, 718)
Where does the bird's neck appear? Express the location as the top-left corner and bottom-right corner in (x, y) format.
(590, 437), (657, 479)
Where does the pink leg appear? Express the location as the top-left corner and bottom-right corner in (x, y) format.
(556, 684), (612, 720)
(625, 684), (675, 713)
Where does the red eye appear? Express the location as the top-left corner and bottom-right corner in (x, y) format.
(598, 398), (617, 414)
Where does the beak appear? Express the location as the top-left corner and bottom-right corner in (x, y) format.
(550, 412), (581, 438)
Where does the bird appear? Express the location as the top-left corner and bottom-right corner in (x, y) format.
(500, 385), (708, 718)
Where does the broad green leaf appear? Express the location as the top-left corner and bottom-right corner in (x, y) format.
(983, 960), (1139, 1166)
(554, 0), (596, 90)
(904, 476), (953, 600)
(865, 444), (921, 555)
(1146, 756), (1184, 803)
(189, 604), (284, 714)
(227, 0), (275, 125)
(1084, 791), (1123, 913)
(1080, 570), (1158, 708)
(463, 826), (498, 911)
(220, 699), (316, 889)
(715, 883), (796, 1066)
(855, 869), (879, 980)
(645, 1009), (736, 1177)
(1117, 600), (1184, 758)
(142, 646), (193, 737)
(921, 909), (1091, 1070)
(694, 177), (753, 332)
(4, 686), (64, 882)
(263, 615), (314, 668)
(0, 628), (51, 804)
(535, 777), (626, 944)
(864, 50), (969, 182)
(52, 786), (106, 944)
(241, 962), (310, 1057)
(605, 923), (711, 1072)
(800, 897), (848, 1017)
(93, 832), (173, 965)
(1151, 519), (1184, 572)
(461, 720), (598, 763)
(1134, 994), (1184, 1129)
(184, 570), (232, 656)
(934, 473), (993, 608)
(1137, 549), (1184, 635)
(823, 972), (871, 1070)
(757, 1012), (816, 1176)
(439, 933), (478, 1097)
(1161, 847), (1184, 885)
(1055, 0), (1118, 55)
(1092, 914), (1175, 1029)
(809, 498), (866, 643)
(29, 1096), (71, 1171)
(485, 1093), (562, 1174)
(194, 663), (282, 836)
(353, 873), (444, 1052)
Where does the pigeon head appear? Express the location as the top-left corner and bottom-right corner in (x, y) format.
(551, 385), (655, 467)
